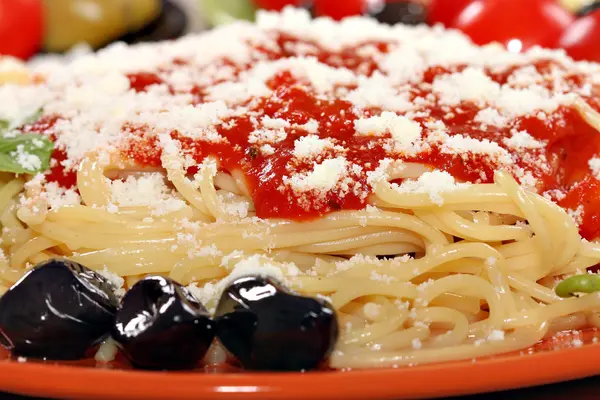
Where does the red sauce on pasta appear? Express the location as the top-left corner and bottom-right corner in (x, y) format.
(26, 40), (600, 239)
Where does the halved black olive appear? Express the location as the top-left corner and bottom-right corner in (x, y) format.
(215, 276), (338, 371)
(112, 276), (214, 370)
(0, 259), (118, 360)
(368, 1), (427, 26)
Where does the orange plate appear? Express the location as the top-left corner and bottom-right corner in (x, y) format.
(2, 331), (600, 400)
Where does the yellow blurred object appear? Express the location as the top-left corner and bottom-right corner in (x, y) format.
(43, 0), (162, 53)
(126, 0), (163, 32)
(559, 0), (595, 12)
(0, 57), (31, 85)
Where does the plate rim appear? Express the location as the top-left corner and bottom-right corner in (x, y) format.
(1, 342), (600, 399)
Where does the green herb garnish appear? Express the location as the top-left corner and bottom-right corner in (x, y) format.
(0, 110), (54, 174)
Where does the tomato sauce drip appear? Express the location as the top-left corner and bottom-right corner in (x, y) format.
(23, 116), (77, 188)
(34, 39), (600, 239)
(45, 148), (78, 189)
(126, 73), (163, 93)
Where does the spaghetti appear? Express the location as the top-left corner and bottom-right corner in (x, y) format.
(1, 8), (600, 369)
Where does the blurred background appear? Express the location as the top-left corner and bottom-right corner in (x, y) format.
(0, 0), (598, 62)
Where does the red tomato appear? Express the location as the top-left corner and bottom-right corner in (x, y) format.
(254, 0), (303, 11)
(558, 10), (600, 62)
(314, 0), (364, 20)
(452, 0), (574, 51)
(427, 0), (474, 26)
(0, 0), (43, 59)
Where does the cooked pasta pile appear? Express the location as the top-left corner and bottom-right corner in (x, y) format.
(1, 7), (600, 369)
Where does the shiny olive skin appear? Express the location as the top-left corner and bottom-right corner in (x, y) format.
(0, 259), (118, 360)
(112, 276), (214, 370)
(215, 276), (338, 371)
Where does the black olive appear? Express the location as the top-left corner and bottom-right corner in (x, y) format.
(0, 259), (118, 360)
(214, 276), (338, 371)
(576, 1), (600, 17)
(368, 1), (427, 26)
(112, 276), (214, 370)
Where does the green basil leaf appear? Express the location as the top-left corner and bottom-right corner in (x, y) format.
(0, 108), (43, 133)
(0, 134), (54, 174)
(0, 109), (54, 174)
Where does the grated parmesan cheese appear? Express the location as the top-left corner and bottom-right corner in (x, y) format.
(392, 170), (468, 206)
(487, 330), (505, 341)
(503, 130), (546, 149)
(262, 116), (291, 129)
(411, 338), (422, 350)
(354, 112), (422, 154)
(109, 173), (186, 216)
(44, 182), (81, 210)
(285, 157), (349, 192)
(568, 205), (584, 226)
(292, 135), (336, 159)
(474, 107), (508, 127)
(363, 302), (382, 319)
(294, 119), (319, 133)
(589, 156), (600, 180)
(97, 267), (126, 298)
(433, 67), (500, 106)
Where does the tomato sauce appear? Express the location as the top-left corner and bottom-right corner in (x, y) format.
(27, 40), (600, 239)
(126, 73), (163, 93)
